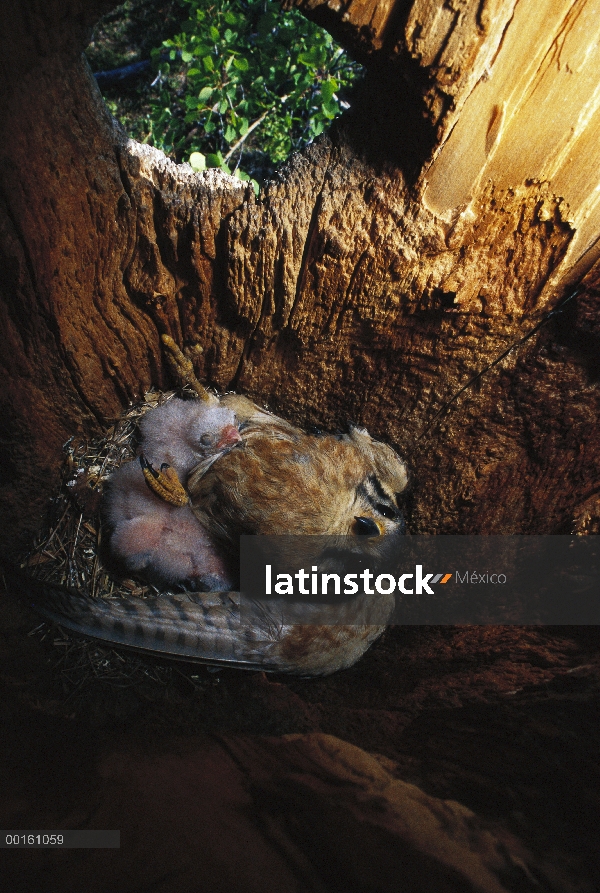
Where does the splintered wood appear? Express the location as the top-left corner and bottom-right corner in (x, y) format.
(290, 0), (600, 292)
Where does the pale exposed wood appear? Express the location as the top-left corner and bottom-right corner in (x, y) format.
(292, 0), (600, 295)
(419, 0), (600, 295)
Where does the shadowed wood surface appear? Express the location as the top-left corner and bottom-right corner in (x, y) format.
(1, 590), (599, 891)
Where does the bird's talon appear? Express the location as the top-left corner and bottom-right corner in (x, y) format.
(161, 334), (213, 403)
(140, 455), (189, 507)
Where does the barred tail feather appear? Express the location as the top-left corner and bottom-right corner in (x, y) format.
(3, 564), (390, 676)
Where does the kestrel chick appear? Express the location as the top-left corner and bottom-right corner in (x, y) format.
(103, 398), (241, 589)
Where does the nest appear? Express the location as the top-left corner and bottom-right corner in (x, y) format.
(18, 387), (215, 694)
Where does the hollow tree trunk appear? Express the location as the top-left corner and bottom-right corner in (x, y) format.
(0, 0), (598, 553)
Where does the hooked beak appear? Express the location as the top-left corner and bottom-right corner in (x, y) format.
(216, 425), (243, 451)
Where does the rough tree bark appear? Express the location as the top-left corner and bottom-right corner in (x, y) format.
(0, 0), (598, 552)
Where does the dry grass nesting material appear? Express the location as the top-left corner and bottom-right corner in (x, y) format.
(18, 387), (211, 691)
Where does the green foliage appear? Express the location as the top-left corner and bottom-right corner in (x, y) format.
(146, 0), (362, 185)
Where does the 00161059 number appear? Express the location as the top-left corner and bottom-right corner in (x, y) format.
(5, 833), (64, 845)
(1, 830), (119, 847)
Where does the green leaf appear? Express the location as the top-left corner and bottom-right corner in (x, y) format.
(298, 47), (322, 68)
(198, 86), (213, 102)
(205, 152), (223, 168)
(321, 99), (339, 119)
(233, 56), (249, 71)
(224, 124), (236, 142)
(202, 55), (214, 72)
(189, 152), (206, 171)
(181, 49), (194, 63)
(321, 78), (338, 103)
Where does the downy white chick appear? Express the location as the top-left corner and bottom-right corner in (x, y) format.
(103, 398), (241, 590)
(138, 398), (241, 480)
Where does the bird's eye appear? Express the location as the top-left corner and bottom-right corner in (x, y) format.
(200, 434), (214, 446)
(353, 517), (380, 536)
(376, 503), (398, 520)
